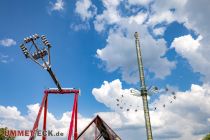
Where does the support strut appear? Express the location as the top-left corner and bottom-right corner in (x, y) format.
(29, 88), (79, 140)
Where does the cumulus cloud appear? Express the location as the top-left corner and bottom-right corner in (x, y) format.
(92, 79), (210, 140)
(50, 0), (64, 12)
(91, 0), (175, 83)
(146, 0), (210, 82)
(171, 35), (201, 54)
(93, 0), (121, 32)
(0, 103), (92, 140)
(148, 0), (187, 26)
(180, 1), (210, 82)
(75, 0), (97, 21)
(1, 79), (210, 140)
(96, 25), (175, 83)
(171, 34), (210, 81)
(74, 0), (210, 83)
(0, 38), (16, 47)
(92, 79), (143, 111)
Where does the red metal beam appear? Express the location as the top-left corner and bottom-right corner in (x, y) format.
(68, 94), (77, 140)
(74, 94), (78, 140)
(29, 93), (48, 140)
(42, 94), (48, 140)
(29, 88), (79, 140)
(44, 89), (79, 94)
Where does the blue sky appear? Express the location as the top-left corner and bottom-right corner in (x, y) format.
(0, 0), (210, 140)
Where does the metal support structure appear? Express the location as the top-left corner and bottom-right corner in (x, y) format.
(20, 34), (62, 91)
(29, 88), (79, 140)
(68, 93), (78, 140)
(43, 93), (48, 140)
(134, 32), (153, 140)
(29, 93), (48, 140)
(46, 68), (62, 90)
(74, 95), (78, 139)
(76, 115), (121, 140)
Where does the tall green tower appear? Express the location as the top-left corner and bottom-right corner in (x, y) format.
(134, 32), (153, 140)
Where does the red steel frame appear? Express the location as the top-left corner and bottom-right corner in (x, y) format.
(29, 89), (79, 140)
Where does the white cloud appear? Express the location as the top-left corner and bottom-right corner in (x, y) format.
(171, 34), (210, 81)
(1, 79), (210, 140)
(151, 83), (210, 140)
(74, 0), (210, 83)
(148, 0), (188, 26)
(96, 24), (175, 83)
(70, 22), (90, 31)
(92, 79), (142, 111)
(153, 27), (166, 36)
(146, 0), (210, 82)
(180, 0), (210, 82)
(96, 32), (139, 83)
(92, 79), (210, 140)
(128, 12), (148, 24)
(0, 54), (13, 64)
(0, 106), (24, 120)
(93, 0), (121, 32)
(127, 0), (151, 6)
(75, 0), (97, 21)
(92, 79), (163, 130)
(50, 0), (64, 11)
(0, 103), (92, 140)
(102, 0), (121, 8)
(149, 10), (175, 26)
(171, 35), (201, 54)
(0, 39), (16, 47)
(0, 39), (15, 63)
(91, 0), (175, 83)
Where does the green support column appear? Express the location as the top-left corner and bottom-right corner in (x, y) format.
(134, 32), (153, 140)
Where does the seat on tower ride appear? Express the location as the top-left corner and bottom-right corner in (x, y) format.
(76, 115), (121, 140)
